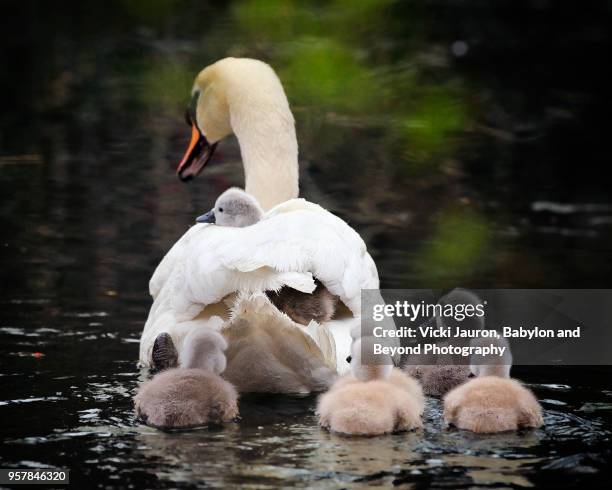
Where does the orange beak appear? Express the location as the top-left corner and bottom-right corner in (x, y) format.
(176, 122), (218, 182)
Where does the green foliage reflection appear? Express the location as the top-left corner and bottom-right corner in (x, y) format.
(416, 210), (492, 285)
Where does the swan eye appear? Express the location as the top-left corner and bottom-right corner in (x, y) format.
(219, 207), (224, 213)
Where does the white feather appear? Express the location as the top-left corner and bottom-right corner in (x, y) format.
(140, 59), (380, 390)
(140, 199), (379, 375)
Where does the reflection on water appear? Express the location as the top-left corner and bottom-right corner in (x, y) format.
(1, 0), (612, 488)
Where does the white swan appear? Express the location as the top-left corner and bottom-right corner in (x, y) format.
(139, 58), (379, 395)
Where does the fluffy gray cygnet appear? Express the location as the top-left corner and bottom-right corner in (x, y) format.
(442, 336), (543, 433)
(135, 329), (238, 428)
(196, 187), (263, 227)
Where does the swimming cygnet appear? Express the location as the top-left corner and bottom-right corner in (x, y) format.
(135, 329), (238, 428)
(404, 363), (471, 397)
(403, 290), (487, 396)
(197, 187), (337, 326)
(317, 337), (424, 436)
(403, 334), (471, 397)
(443, 337), (543, 433)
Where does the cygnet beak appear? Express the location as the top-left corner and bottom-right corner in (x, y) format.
(196, 210), (216, 224)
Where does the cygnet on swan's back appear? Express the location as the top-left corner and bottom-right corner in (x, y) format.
(197, 187), (338, 326)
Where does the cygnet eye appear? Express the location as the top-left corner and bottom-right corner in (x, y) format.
(346, 355), (352, 364)
(218, 207), (224, 213)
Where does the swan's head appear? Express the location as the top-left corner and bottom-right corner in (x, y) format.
(196, 187), (263, 228)
(469, 335), (512, 378)
(176, 57), (293, 182)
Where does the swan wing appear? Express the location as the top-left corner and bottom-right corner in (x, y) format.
(140, 199), (379, 371)
(152, 199), (378, 317)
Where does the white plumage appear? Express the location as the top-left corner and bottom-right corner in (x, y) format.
(138, 57), (380, 394)
(140, 198), (379, 383)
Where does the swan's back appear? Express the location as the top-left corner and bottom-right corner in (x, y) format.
(149, 199), (376, 309)
(141, 199), (378, 375)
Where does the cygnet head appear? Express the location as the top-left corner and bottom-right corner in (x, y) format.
(436, 288), (486, 332)
(178, 329), (228, 375)
(469, 335), (512, 378)
(196, 187), (263, 228)
(350, 336), (393, 381)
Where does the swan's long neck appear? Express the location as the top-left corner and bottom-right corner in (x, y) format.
(228, 89), (299, 211)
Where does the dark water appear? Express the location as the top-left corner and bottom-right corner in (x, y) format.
(2, 0), (612, 488)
